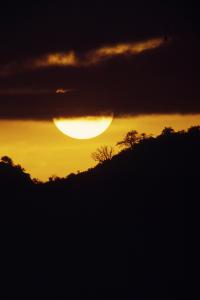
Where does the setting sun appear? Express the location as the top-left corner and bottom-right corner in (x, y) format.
(0, 2), (196, 295)
(53, 116), (113, 139)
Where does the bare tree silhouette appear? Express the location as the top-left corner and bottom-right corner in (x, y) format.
(91, 146), (114, 163)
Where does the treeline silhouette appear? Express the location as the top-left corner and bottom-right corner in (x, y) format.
(1, 126), (199, 298)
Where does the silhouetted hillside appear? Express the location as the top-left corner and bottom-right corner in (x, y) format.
(0, 156), (32, 223)
(32, 126), (199, 216)
(2, 126), (199, 298)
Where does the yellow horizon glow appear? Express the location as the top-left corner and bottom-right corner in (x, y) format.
(0, 114), (199, 181)
(53, 116), (113, 139)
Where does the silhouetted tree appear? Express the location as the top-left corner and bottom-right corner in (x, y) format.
(161, 127), (175, 136)
(48, 175), (60, 182)
(91, 146), (114, 163)
(32, 178), (42, 184)
(1, 156), (13, 166)
(67, 173), (76, 180)
(187, 125), (200, 136)
(140, 133), (147, 140)
(117, 130), (142, 149)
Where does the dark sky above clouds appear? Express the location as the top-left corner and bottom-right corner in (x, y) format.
(0, 1), (199, 119)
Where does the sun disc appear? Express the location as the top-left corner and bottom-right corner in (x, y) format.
(53, 116), (113, 139)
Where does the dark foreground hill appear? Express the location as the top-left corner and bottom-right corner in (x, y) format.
(1, 126), (199, 298)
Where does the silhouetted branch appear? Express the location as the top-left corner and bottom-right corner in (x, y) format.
(116, 130), (149, 149)
(91, 146), (114, 163)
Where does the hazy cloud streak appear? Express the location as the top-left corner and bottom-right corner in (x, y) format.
(0, 37), (167, 77)
(87, 37), (165, 64)
(0, 88), (71, 95)
(34, 37), (166, 68)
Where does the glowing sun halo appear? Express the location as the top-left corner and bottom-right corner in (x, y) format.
(53, 116), (113, 139)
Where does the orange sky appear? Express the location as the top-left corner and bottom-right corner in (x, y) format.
(0, 114), (199, 181)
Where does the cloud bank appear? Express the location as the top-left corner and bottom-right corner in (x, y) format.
(34, 37), (165, 68)
(0, 37), (166, 77)
(0, 35), (199, 120)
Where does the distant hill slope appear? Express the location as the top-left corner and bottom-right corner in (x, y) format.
(31, 126), (199, 215)
(1, 126), (199, 297)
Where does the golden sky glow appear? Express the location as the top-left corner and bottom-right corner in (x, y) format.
(53, 116), (113, 139)
(0, 114), (199, 181)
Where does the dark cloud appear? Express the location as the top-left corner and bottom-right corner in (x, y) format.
(0, 38), (166, 77)
(0, 2), (199, 119)
(0, 88), (70, 96)
(0, 1), (196, 62)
